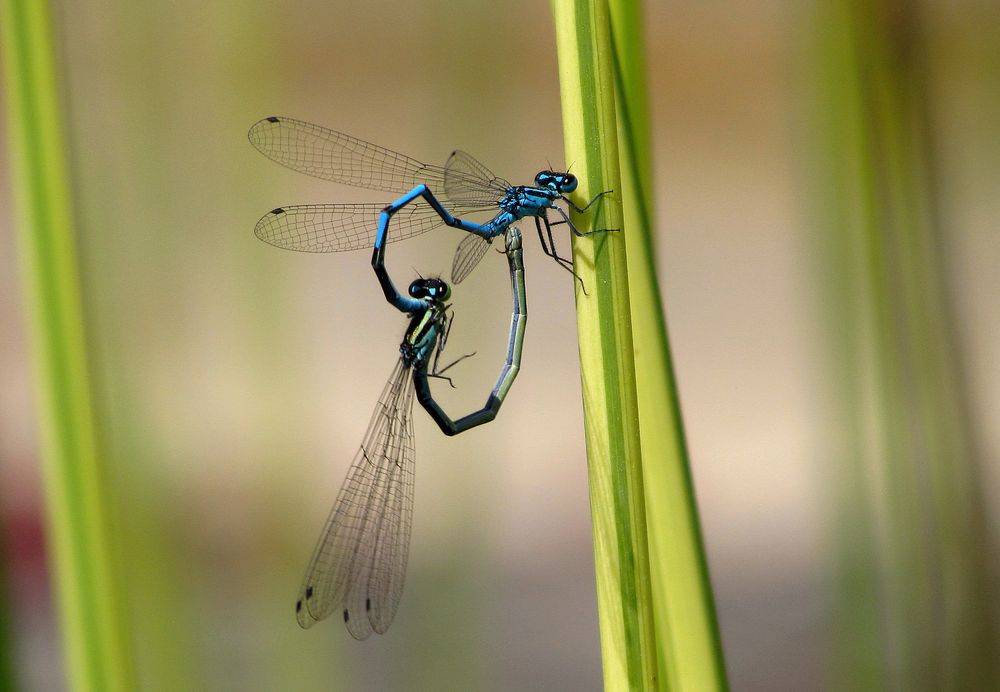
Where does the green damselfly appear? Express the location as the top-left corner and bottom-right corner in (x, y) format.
(294, 217), (526, 638)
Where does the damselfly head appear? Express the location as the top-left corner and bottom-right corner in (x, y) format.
(534, 170), (578, 194)
(409, 277), (451, 302)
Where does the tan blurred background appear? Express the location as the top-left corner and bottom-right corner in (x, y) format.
(1, 1), (998, 690)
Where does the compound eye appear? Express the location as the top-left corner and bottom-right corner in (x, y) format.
(560, 175), (578, 193)
(432, 280), (452, 301)
(408, 281), (425, 298)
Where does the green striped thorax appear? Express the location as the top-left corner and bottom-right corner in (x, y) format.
(400, 278), (451, 368)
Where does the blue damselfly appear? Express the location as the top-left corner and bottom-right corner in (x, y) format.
(249, 116), (611, 285)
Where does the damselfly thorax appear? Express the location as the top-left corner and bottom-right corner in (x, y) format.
(400, 303), (447, 368)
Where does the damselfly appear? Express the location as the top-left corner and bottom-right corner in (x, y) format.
(249, 116), (612, 284)
(294, 216), (526, 638)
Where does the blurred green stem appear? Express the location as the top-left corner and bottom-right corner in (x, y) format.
(0, 536), (15, 689)
(551, 0), (727, 689)
(1, 0), (134, 689)
(811, 1), (999, 689)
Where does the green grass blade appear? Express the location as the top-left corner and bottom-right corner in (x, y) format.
(605, 1), (729, 689)
(551, 1), (655, 687)
(551, 1), (727, 689)
(0, 536), (15, 689)
(1, 1), (135, 689)
(809, 1), (1000, 688)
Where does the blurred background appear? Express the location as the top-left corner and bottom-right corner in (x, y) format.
(1, 1), (998, 690)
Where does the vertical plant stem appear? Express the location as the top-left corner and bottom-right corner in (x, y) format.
(606, 1), (729, 689)
(551, 0), (655, 687)
(811, 1), (999, 689)
(1, 1), (134, 689)
(0, 537), (15, 689)
(809, 6), (889, 687)
(551, 1), (727, 689)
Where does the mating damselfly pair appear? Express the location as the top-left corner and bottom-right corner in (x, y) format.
(249, 116), (610, 638)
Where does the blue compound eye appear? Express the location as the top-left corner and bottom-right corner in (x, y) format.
(559, 175), (578, 193)
(409, 278), (450, 301)
(429, 280), (451, 301)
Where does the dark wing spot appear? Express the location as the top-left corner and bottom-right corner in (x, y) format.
(266, 116), (280, 123)
(365, 598), (371, 612)
(305, 586), (314, 599)
(343, 609), (350, 623)
(296, 600), (302, 613)
(270, 208), (285, 215)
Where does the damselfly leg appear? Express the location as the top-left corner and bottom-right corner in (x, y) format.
(429, 316), (476, 388)
(534, 216), (588, 294)
(563, 189), (614, 214)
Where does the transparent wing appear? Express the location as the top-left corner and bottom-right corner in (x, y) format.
(249, 116), (449, 194)
(358, 374), (415, 637)
(254, 202), (446, 253)
(444, 150), (512, 206)
(250, 118), (506, 265)
(451, 233), (495, 284)
(295, 358), (416, 638)
(250, 117), (505, 212)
